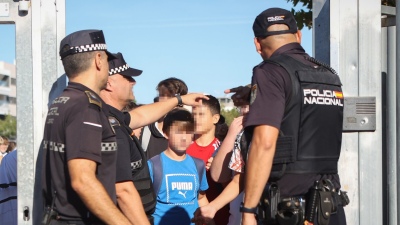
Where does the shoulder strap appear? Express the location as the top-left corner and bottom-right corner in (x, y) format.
(149, 154), (163, 195)
(141, 126), (151, 152)
(191, 157), (204, 187)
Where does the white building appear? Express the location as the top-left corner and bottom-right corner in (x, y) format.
(0, 61), (16, 117)
(217, 96), (234, 111)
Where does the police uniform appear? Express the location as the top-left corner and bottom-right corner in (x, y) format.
(107, 53), (157, 223)
(41, 30), (118, 224)
(42, 83), (117, 223)
(243, 8), (347, 225)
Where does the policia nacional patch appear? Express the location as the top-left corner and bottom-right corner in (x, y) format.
(250, 84), (257, 105)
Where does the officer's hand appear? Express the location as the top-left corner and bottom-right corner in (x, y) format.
(241, 212), (257, 225)
(224, 85), (251, 106)
(181, 93), (209, 107)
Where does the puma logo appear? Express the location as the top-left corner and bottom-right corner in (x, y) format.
(178, 191), (187, 198)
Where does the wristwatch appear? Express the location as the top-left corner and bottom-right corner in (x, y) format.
(175, 94), (183, 107)
(240, 202), (258, 215)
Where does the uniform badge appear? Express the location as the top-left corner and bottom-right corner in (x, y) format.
(250, 84), (257, 105)
(108, 116), (119, 134)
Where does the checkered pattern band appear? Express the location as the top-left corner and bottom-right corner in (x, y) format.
(72, 43), (107, 54)
(109, 63), (130, 75)
(101, 142), (117, 152)
(130, 159), (143, 170)
(43, 141), (66, 153)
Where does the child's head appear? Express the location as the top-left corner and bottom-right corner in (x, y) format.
(163, 108), (194, 153)
(156, 77), (188, 102)
(192, 95), (224, 135)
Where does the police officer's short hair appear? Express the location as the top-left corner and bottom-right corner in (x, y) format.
(61, 47), (99, 78)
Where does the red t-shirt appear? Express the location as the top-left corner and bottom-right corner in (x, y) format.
(187, 138), (229, 225)
(186, 137), (220, 165)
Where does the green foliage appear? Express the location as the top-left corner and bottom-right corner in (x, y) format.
(285, 0), (396, 30)
(221, 108), (240, 126)
(0, 115), (16, 138)
(286, 0), (312, 30)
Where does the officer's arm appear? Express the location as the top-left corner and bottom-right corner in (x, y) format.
(116, 181), (150, 225)
(68, 158), (131, 225)
(128, 93), (208, 129)
(242, 125), (279, 221)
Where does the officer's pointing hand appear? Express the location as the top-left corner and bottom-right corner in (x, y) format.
(224, 85), (251, 106)
(181, 93), (209, 107)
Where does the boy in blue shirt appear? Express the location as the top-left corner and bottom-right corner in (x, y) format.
(148, 108), (209, 225)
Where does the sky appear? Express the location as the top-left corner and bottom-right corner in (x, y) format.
(0, 0), (312, 104)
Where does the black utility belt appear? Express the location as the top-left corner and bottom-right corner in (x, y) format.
(257, 179), (350, 225)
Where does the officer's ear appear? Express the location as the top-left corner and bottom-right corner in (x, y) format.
(296, 30), (302, 44)
(104, 77), (113, 91)
(254, 37), (262, 54)
(94, 52), (104, 71)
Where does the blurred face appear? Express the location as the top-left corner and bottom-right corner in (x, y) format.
(166, 122), (194, 153)
(192, 105), (219, 135)
(0, 143), (8, 154)
(109, 74), (136, 105)
(239, 105), (249, 116)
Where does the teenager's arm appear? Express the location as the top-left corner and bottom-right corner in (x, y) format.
(194, 172), (243, 221)
(197, 191), (209, 207)
(210, 117), (243, 183)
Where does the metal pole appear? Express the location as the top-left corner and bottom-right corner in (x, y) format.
(396, 1), (400, 224)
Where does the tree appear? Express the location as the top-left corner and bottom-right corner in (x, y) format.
(0, 115), (16, 138)
(221, 108), (240, 126)
(286, 0), (396, 30)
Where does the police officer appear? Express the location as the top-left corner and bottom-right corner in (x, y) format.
(41, 30), (132, 224)
(233, 8), (347, 225)
(100, 53), (209, 225)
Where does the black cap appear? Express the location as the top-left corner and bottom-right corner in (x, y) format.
(59, 29), (116, 60)
(108, 52), (142, 77)
(253, 8), (298, 38)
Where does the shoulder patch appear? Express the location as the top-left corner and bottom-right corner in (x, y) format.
(85, 91), (102, 108)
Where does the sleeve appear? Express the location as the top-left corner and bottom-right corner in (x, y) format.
(65, 105), (103, 163)
(115, 127), (133, 182)
(244, 66), (287, 129)
(199, 166), (208, 192)
(228, 138), (245, 173)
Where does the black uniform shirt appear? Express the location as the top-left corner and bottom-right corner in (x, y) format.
(108, 106), (143, 182)
(244, 43), (340, 197)
(42, 82), (118, 220)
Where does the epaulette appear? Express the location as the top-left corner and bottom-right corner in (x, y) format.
(85, 91), (102, 108)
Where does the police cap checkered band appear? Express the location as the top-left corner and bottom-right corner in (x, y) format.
(109, 63), (130, 75)
(59, 29), (116, 60)
(108, 52), (142, 77)
(253, 8), (298, 38)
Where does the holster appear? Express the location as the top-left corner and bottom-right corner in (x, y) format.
(258, 183), (280, 224)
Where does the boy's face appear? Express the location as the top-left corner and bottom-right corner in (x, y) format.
(192, 105), (220, 134)
(166, 122), (194, 153)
